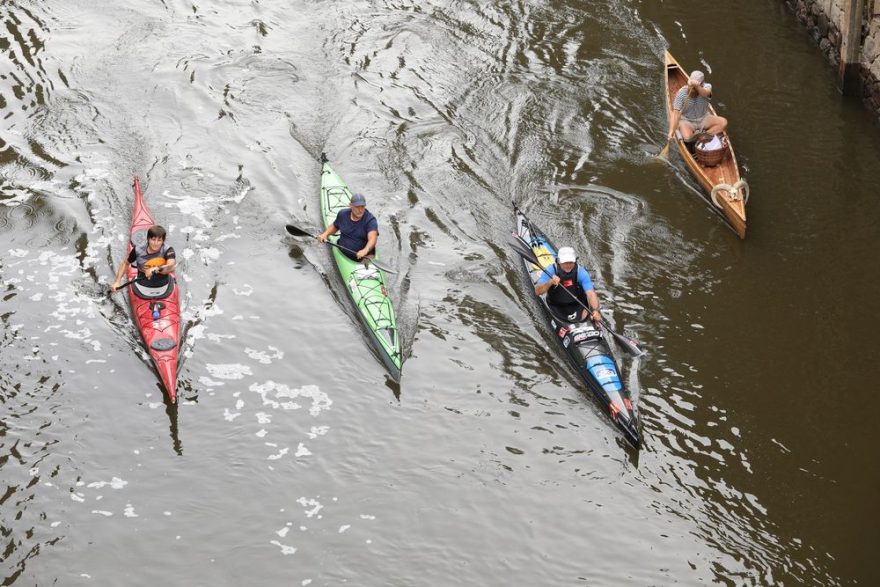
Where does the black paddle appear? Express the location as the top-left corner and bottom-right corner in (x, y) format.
(285, 223), (398, 275)
(507, 233), (646, 357)
(110, 264), (174, 294)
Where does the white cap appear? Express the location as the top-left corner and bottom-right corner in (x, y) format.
(689, 70), (705, 84)
(557, 247), (576, 264)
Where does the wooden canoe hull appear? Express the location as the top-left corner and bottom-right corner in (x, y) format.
(665, 51), (748, 239)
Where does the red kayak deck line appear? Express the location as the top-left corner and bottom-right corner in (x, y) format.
(126, 176), (181, 401)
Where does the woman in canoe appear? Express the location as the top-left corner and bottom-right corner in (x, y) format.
(666, 69), (727, 142)
(111, 225), (177, 292)
(533, 246), (602, 324)
(317, 192), (378, 261)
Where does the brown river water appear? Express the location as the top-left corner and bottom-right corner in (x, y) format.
(2, 0), (878, 584)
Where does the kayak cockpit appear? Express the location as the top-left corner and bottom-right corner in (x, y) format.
(132, 279), (175, 300)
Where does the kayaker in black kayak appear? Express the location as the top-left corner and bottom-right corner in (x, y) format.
(316, 192), (378, 261)
(533, 246), (601, 324)
(111, 224), (177, 292)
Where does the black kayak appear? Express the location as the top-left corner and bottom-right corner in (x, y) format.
(512, 204), (641, 449)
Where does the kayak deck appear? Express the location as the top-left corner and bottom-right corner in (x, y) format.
(513, 204), (641, 449)
(319, 157), (402, 380)
(126, 177), (181, 401)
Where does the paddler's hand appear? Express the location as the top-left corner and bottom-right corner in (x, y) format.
(316, 233), (327, 243)
(111, 281), (121, 293)
(145, 267), (155, 279)
(666, 132), (674, 143)
(549, 275), (561, 287)
(590, 308), (601, 324)
(356, 248), (369, 260)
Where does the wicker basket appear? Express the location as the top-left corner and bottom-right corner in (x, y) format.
(694, 133), (728, 167)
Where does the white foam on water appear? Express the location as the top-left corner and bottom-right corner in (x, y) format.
(294, 443), (311, 457)
(199, 247), (222, 264)
(267, 447), (289, 460)
(306, 426), (329, 439)
(206, 363), (253, 380)
(91, 510), (113, 516)
(249, 381), (331, 415)
(198, 376), (225, 387)
(233, 284), (254, 296)
(338, 525), (350, 533)
(86, 477), (128, 490)
(223, 409), (241, 422)
(269, 540), (297, 555)
(164, 190), (211, 225)
(296, 497), (323, 518)
(245, 345), (284, 364)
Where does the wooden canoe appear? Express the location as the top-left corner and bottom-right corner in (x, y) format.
(665, 51), (748, 239)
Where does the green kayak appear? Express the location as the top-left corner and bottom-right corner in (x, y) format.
(319, 153), (402, 380)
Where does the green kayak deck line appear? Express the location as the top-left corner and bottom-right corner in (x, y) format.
(320, 158), (402, 380)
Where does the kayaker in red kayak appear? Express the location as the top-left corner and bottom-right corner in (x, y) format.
(111, 225), (177, 293)
(533, 246), (601, 324)
(316, 193), (378, 261)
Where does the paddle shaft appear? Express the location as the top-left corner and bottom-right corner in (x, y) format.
(112, 264), (173, 293)
(285, 223), (398, 275)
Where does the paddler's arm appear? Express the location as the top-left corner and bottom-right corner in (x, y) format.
(111, 258), (131, 293)
(667, 108), (682, 142)
(357, 230), (378, 260)
(586, 289), (601, 323)
(317, 225), (338, 243)
(534, 269), (560, 296)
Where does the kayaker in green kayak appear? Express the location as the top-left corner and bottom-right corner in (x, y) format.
(316, 192), (378, 262)
(533, 246), (601, 324)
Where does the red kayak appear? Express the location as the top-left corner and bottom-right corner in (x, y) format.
(125, 176), (181, 401)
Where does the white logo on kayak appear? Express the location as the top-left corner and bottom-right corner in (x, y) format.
(594, 368), (616, 380)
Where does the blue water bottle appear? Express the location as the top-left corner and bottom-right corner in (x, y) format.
(152, 307), (160, 321)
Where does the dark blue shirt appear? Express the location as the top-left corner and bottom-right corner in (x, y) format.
(333, 208), (378, 255)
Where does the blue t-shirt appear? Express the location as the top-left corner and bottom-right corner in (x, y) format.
(536, 264), (594, 291)
(333, 208), (378, 254)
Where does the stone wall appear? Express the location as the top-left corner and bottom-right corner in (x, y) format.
(786, 0), (880, 121)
